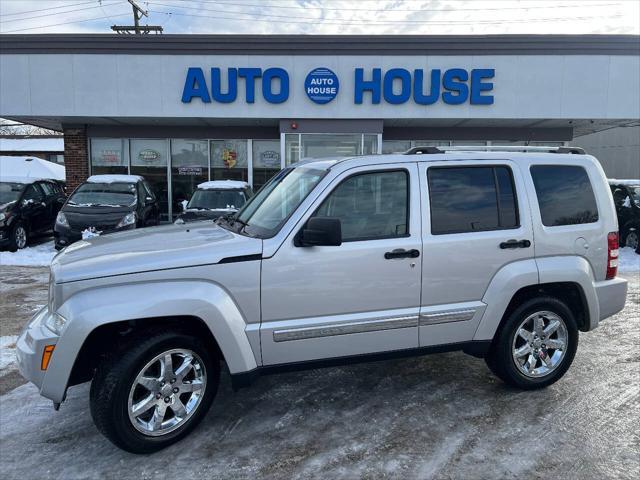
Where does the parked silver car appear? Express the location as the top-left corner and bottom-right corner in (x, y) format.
(16, 146), (627, 453)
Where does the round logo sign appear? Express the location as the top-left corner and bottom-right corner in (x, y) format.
(304, 67), (339, 104)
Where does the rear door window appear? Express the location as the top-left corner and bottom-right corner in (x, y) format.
(530, 165), (598, 226)
(428, 166), (519, 235)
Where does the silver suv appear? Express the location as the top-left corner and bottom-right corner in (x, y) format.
(16, 146), (628, 453)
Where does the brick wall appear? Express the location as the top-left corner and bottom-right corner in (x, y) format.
(63, 126), (88, 192)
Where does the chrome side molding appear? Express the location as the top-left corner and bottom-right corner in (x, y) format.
(273, 315), (419, 343)
(419, 309), (476, 326)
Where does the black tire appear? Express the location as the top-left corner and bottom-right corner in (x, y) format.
(485, 297), (578, 390)
(8, 222), (28, 251)
(90, 330), (219, 453)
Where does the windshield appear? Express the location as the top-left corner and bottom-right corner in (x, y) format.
(0, 182), (25, 207)
(68, 182), (137, 207)
(187, 189), (247, 211)
(233, 166), (327, 238)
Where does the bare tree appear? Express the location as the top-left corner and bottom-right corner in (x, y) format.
(0, 119), (62, 136)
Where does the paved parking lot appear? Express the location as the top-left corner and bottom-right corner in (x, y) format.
(0, 264), (638, 480)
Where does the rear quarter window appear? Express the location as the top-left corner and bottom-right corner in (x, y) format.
(530, 165), (599, 226)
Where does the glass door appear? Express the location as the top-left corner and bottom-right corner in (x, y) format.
(130, 139), (169, 221)
(252, 139), (281, 191)
(170, 139), (209, 215)
(210, 140), (248, 182)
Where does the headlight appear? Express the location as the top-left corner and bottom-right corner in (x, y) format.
(44, 312), (68, 335)
(0, 213), (5, 222)
(56, 212), (69, 227)
(117, 212), (137, 228)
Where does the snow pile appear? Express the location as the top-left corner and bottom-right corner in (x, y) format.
(0, 336), (18, 371)
(0, 156), (65, 181)
(0, 241), (56, 267)
(198, 180), (249, 190)
(618, 247), (640, 274)
(86, 174), (143, 183)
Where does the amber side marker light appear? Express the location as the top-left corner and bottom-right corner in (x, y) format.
(41, 345), (55, 370)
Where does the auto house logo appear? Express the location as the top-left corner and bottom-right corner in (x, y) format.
(304, 67), (339, 104)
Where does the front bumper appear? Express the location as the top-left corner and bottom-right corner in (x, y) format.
(16, 307), (60, 400)
(54, 223), (134, 248)
(595, 277), (628, 322)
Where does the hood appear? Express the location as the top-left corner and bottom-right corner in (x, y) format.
(62, 204), (134, 231)
(51, 222), (262, 283)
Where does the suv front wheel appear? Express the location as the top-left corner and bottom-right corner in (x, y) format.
(486, 297), (578, 389)
(90, 330), (219, 453)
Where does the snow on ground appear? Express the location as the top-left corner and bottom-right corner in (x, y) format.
(0, 335), (18, 371)
(0, 241), (56, 267)
(619, 247), (640, 274)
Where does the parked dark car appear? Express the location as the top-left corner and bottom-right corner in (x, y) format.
(0, 177), (66, 251)
(609, 179), (640, 251)
(54, 175), (160, 250)
(175, 180), (252, 223)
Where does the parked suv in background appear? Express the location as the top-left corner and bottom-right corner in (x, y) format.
(609, 179), (640, 251)
(17, 146), (627, 453)
(54, 175), (160, 249)
(175, 180), (252, 223)
(0, 177), (66, 251)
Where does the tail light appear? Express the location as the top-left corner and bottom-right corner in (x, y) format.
(606, 231), (619, 280)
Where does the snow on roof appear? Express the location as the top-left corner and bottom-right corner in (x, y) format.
(0, 156), (65, 181)
(0, 137), (64, 152)
(197, 180), (249, 190)
(87, 174), (144, 183)
(608, 179), (640, 186)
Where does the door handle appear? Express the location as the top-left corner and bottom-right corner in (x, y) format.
(499, 239), (531, 249)
(384, 249), (420, 259)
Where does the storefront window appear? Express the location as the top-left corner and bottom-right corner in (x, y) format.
(90, 138), (128, 175)
(252, 139), (281, 191)
(130, 139), (169, 221)
(210, 140), (248, 183)
(285, 133), (378, 165)
(382, 140), (411, 154)
(171, 139), (208, 214)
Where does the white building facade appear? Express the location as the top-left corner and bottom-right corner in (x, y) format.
(1, 34), (638, 220)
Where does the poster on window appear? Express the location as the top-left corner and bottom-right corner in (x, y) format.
(211, 141), (247, 169)
(131, 140), (167, 167)
(90, 139), (126, 167)
(252, 140), (281, 168)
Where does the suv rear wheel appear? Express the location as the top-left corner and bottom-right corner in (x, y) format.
(486, 297), (578, 389)
(90, 330), (219, 453)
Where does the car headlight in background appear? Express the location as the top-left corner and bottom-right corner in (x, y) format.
(55, 212), (69, 227)
(44, 312), (68, 335)
(117, 212), (137, 228)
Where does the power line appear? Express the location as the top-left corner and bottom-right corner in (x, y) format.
(0, 11), (132, 33)
(148, 5), (623, 26)
(0, 0), (96, 17)
(1, 2), (121, 24)
(188, 0), (620, 14)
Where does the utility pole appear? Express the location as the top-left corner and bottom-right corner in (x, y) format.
(111, 0), (163, 35)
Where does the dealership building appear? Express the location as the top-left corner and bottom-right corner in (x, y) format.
(1, 34), (638, 221)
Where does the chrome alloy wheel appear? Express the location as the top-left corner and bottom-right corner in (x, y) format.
(14, 226), (27, 249)
(512, 311), (568, 378)
(127, 349), (206, 437)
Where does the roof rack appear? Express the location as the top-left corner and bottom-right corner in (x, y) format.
(404, 145), (586, 155)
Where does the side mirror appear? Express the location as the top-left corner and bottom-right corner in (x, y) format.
(298, 217), (342, 247)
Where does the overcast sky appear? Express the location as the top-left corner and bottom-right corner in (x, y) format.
(0, 0), (638, 35)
